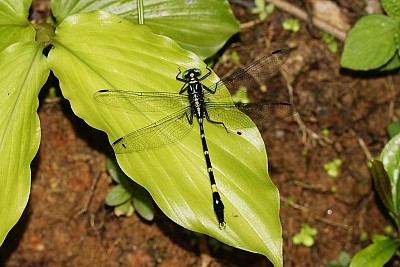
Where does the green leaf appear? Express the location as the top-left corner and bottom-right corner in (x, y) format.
(0, 0), (35, 51)
(114, 200), (134, 217)
(51, 0), (239, 59)
(106, 158), (122, 184)
(388, 120), (400, 138)
(132, 190), (155, 221)
(379, 52), (400, 71)
(380, 133), (400, 213)
(340, 14), (398, 70)
(370, 160), (395, 214)
(0, 42), (49, 245)
(105, 184), (132, 206)
(382, 0), (400, 22)
(349, 238), (399, 267)
(47, 11), (282, 266)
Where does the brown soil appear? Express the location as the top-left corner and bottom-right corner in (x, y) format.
(1, 1), (400, 266)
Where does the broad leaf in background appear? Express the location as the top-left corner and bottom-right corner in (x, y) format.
(380, 133), (400, 217)
(47, 11), (282, 266)
(0, 0), (35, 51)
(50, 0), (239, 59)
(349, 237), (399, 267)
(0, 42), (49, 245)
(340, 14), (398, 70)
(370, 160), (395, 217)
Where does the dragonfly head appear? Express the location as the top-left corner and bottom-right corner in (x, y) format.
(182, 68), (202, 80)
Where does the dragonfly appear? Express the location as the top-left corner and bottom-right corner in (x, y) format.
(94, 48), (296, 229)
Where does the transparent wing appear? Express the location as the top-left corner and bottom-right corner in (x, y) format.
(94, 89), (189, 112)
(206, 102), (296, 130)
(208, 48), (293, 99)
(113, 107), (193, 153)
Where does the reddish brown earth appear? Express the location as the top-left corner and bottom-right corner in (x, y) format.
(1, 0), (400, 266)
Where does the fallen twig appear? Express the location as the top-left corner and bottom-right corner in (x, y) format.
(266, 0), (347, 41)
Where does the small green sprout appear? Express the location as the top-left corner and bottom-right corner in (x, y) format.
(323, 158), (342, 177)
(359, 231), (368, 242)
(230, 51), (240, 64)
(48, 86), (58, 97)
(321, 32), (338, 53)
(325, 251), (351, 267)
(292, 223), (317, 247)
(384, 225), (394, 235)
(330, 185), (337, 193)
(251, 0), (274, 21)
(105, 159), (155, 221)
(321, 128), (330, 136)
(283, 18), (300, 32)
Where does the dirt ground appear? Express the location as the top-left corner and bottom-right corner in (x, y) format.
(1, 0), (400, 266)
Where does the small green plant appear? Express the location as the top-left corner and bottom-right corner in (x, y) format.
(321, 128), (330, 136)
(340, 0), (400, 70)
(323, 158), (342, 178)
(321, 32), (338, 53)
(105, 159), (154, 221)
(349, 132), (400, 266)
(325, 251), (351, 267)
(292, 223), (317, 247)
(282, 18), (300, 33)
(251, 0), (274, 21)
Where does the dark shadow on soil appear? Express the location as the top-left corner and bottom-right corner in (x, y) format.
(0, 205), (32, 266)
(154, 211), (273, 267)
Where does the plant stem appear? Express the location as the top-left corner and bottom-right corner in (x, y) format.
(137, 0), (144, 24)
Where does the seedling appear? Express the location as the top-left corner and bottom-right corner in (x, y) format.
(292, 223), (317, 247)
(105, 159), (154, 221)
(325, 251), (351, 267)
(251, 0), (274, 21)
(283, 18), (300, 33)
(321, 32), (338, 53)
(323, 158), (342, 178)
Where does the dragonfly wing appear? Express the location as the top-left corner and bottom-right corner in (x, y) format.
(113, 107), (193, 153)
(206, 103), (255, 130)
(210, 48), (293, 97)
(206, 102), (296, 130)
(94, 89), (188, 112)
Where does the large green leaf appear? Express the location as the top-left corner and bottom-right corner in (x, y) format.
(0, 41), (49, 245)
(350, 238), (399, 267)
(47, 11), (282, 266)
(340, 14), (398, 70)
(0, 0), (35, 51)
(380, 133), (400, 213)
(50, 0), (239, 59)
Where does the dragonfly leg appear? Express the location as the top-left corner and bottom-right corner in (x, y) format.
(185, 111), (194, 125)
(176, 67), (186, 82)
(198, 66), (212, 81)
(205, 111), (229, 133)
